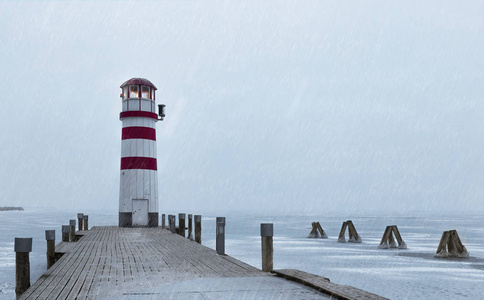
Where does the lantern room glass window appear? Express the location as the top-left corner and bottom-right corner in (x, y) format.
(141, 86), (150, 99)
(123, 87), (128, 99)
(129, 85), (139, 98)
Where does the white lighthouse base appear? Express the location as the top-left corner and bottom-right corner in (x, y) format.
(119, 212), (158, 228)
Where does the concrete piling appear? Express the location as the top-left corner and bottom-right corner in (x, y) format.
(77, 213), (84, 231)
(216, 217), (226, 255)
(69, 219), (76, 242)
(14, 237), (32, 299)
(194, 215), (202, 244)
(62, 225), (70, 242)
(178, 213), (186, 237)
(45, 230), (56, 269)
(261, 223), (273, 272)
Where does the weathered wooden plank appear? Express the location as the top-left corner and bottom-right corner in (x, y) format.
(22, 226), (382, 299)
(273, 269), (388, 300)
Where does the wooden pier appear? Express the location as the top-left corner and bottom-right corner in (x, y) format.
(19, 226), (386, 299)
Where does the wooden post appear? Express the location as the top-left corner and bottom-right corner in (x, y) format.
(161, 214), (165, 229)
(178, 213), (186, 237)
(308, 222), (320, 238)
(338, 221), (348, 242)
(436, 230), (468, 258)
(347, 220), (361, 242)
(83, 215), (89, 231)
(436, 231), (450, 256)
(188, 214), (193, 240)
(378, 226), (393, 249)
(15, 237), (32, 299)
(169, 215), (176, 234)
(45, 230), (55, 269)
(450, 230), (465, 254)
(261, 223), (273, 272)
(61, 225), (70, 242)
(194, 215), (202, 244)
(316, 222), (328, 238)
(216, 217), (225, 255)
(379, 225), (406, 249)
(77, 213), (84, 231)
(69, 219), (76, 242)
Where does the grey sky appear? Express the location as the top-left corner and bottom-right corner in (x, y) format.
(0, 1), (482, 213)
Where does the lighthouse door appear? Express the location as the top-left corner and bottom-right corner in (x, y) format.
(132, 199), (149, 226)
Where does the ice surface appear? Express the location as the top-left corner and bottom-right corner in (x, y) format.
(1, 209), (484, 300)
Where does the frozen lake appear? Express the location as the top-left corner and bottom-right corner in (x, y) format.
(1, 208), (483, 299)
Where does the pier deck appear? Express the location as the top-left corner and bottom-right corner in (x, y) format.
(20, 226), (385, 299)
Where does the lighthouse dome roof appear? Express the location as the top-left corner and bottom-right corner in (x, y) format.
(120, 78), (157, 90)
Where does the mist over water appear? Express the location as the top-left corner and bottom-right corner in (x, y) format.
(0, 1), (482, 213)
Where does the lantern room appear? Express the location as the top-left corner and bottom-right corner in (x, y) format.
(120, 78), (157, 113)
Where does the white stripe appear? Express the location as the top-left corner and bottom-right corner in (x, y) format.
(122, 117), (157, 129)
(121, 139), (157, 158)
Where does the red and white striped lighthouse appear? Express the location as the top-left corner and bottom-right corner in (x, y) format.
(118, 78), (164, 227)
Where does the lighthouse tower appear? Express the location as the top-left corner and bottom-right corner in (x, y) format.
(118, 78), (163, 227)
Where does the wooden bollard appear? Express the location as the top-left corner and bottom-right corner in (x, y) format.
(194, 215), (202, 244)
(83, 215), (89, 231)
(77, 213), (84, 231)
(261, 223), (273, 272)
(188, 214), (193, 240)
(15, 237), (32, 298)
(61, 225), (70, 242)
(436, 230), (468, 258)
(347, 221), (361, 243)
(161, 214), (165, 229)
(178, 213), (186, 237)
(169, 215), (176, 233)
(45, 230), (56, 269)
(337, 221), (348, 242)
(216, 217), (225, 255)
(69, 219), (76, 242)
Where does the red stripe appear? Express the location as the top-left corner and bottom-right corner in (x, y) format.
(120, 111), (158, 120)
(121, 157), (157, 170)
(122, 127), (156, 140)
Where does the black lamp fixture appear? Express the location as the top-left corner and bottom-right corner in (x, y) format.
(158, 104), (166, 121)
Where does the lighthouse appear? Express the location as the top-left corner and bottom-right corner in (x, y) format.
(118, 78), (164, 227)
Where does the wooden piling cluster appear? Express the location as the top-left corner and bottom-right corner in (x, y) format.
(338, 220), (362, 243)
(378, 225), (407, 249)
(435, 230), (468, 258)
(163, 213), (202, 244)
(307, 222), (328, 238)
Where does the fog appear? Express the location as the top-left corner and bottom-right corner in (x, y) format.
(0, 1), (482, 213)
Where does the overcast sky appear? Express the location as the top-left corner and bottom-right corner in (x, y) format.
(0, 1), (482, 214)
